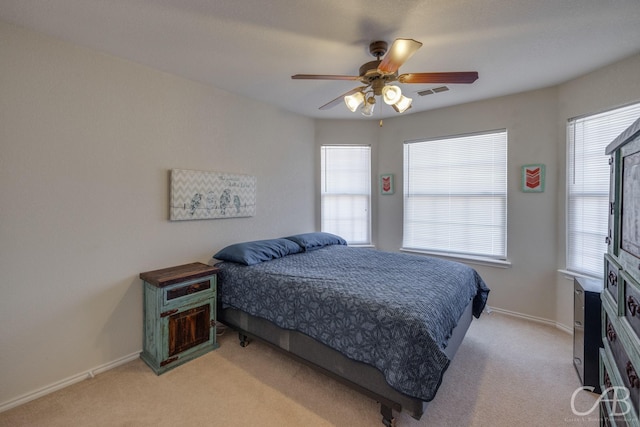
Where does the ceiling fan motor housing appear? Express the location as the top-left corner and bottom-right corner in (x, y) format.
(359, 60), (382, 77)
(359, 59), (398, 95)
(368, 40), (388, 59)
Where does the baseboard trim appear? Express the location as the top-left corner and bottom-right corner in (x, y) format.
(0, 351), (141, 413)
(486, 306), (572, 335)
(1, 306), (573, 413)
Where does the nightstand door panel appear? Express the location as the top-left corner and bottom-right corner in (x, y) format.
(167, 303), (212, 357)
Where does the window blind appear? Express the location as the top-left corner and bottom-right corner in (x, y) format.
(403, 130), (507, 259)
(321, 145), (371, 245)
(567, 102), (640, 277)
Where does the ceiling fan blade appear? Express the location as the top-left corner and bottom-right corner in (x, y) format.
(377, 38), (423, 75)
(292, 74), (360, 81)
(319, 86), (368, 110)
(398, 71), (479, 84)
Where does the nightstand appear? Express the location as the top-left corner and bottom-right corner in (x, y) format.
(140, 262), (219, 374)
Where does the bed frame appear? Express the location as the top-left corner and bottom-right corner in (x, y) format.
(218, 300), (473, 426)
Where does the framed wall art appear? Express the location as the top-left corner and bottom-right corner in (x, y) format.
(170, 169), (257, 221)
(380, 174), (394, 195)
(521, 164), (545, 192)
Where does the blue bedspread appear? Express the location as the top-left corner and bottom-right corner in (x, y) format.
(216, 245), (489, 401)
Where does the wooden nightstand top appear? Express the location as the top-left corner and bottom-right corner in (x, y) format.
(140, 262), (219, 287)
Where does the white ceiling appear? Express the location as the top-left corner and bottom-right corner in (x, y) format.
(1, 0), (640, 120)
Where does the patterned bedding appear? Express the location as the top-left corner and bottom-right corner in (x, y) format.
(216, 245), (489, 401)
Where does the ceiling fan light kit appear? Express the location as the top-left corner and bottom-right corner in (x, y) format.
(292, 38), (478, 117)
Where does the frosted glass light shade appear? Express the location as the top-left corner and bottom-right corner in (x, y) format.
(344, 92), (365, 112)
(392, 95), (412, 113)
(382, 85), (402, 105)
(361, 98), (375, 116)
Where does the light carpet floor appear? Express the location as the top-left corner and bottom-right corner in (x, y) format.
(0, 312), (599, 426)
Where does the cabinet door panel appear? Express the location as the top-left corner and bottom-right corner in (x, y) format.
(605, 315), (640, 417)
(168, 303), (212, 357)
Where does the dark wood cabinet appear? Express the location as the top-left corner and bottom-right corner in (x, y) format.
(573, 276), (603, 393)
(601, 117), (640, 425)
(140, 262), (219, 374)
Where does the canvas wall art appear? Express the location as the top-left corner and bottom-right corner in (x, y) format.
(170, 169), (256, 220)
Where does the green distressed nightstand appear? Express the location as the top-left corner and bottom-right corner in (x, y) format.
(140, 262), (219, 374)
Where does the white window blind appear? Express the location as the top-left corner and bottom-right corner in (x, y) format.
(403, 130), (507, 259)
(567, 102), (640, 277)
(321, 145), (371, 245)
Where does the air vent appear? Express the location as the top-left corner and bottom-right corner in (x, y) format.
(418, 86), (450, 96)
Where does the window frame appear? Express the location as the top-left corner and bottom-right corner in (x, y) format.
(320, 144), (372, 245)
(565, 101), (640, 278)
(402, 129), (508, 264)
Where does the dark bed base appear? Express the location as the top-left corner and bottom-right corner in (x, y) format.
(218, 300), (473, 426)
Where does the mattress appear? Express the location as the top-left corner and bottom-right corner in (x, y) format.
(216, 245), (489, 400)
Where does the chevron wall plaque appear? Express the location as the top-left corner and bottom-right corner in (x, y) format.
(170, 169), (256, 220)
(521, 164), (545, 193)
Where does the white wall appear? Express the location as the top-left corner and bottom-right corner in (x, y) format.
(0, 21), (315, 407)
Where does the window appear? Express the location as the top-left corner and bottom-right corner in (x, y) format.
(403, 130), (507, 260)
(567, 102), (640, 277)
(321, 145), (371, 245)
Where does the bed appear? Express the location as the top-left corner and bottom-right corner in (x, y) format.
(212, 232), (490, 426)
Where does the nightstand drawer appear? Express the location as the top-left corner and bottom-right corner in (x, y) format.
(163, 276), (215, 306)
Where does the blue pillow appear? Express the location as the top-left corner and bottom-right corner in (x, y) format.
(283, 232), (347, 251)
(213, 238), (303, 265)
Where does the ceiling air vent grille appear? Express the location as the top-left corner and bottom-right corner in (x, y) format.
(418, 86), (450, 96)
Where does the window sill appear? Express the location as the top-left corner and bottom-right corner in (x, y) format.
(400, 248), (511, 269)
(557, 269), (603, 281)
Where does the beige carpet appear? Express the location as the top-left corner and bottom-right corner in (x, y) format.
(0, 312), (599, 426)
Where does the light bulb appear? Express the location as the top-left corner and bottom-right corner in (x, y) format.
(382, 85), (402, 105)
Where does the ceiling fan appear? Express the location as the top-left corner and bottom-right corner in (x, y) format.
(291, 38), (478, 116)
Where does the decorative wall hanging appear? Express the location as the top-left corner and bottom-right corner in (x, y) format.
(380, 174), (395, 195)
(521, 164), (545, 192)
(170, 169), (256, 220)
